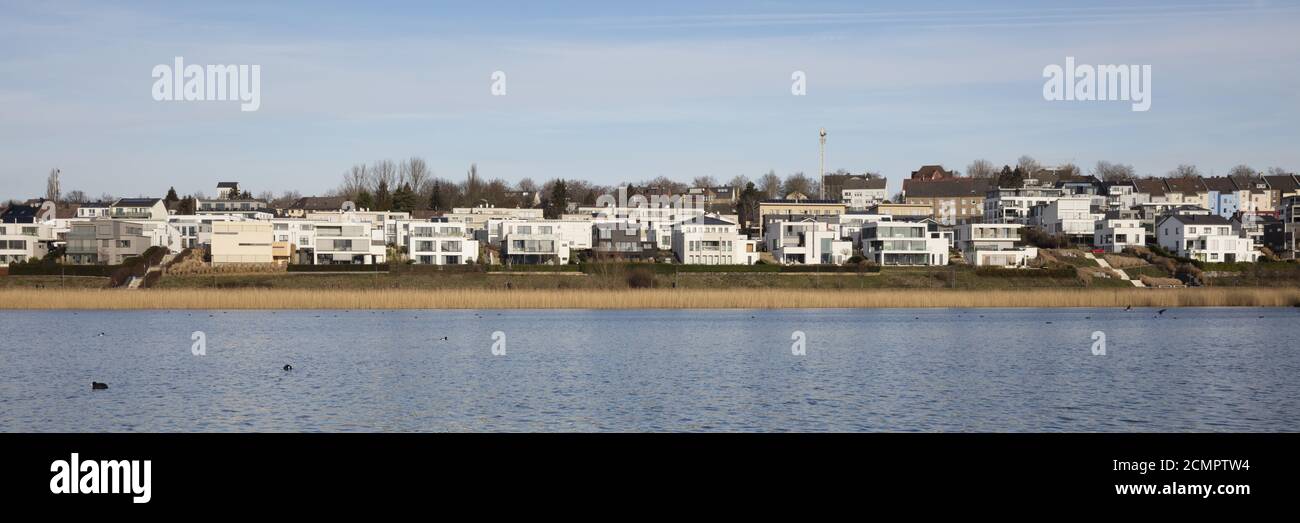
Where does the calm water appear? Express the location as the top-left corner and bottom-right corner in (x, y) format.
(1, 308), (1297, 432)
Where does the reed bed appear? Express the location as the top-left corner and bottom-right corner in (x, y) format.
(2, 287), (1297, 310)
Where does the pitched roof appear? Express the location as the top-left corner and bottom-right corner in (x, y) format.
(1166, 214), (1231, 226)
(0, 204), (40, 221)
(910, 165), (954, 180)
(1132, 178), (1167, 196)
(1264, 174), (1300, 192)
(1164, 177), (1207, 194)
(902, 178), (991, 198)
(217, 182), (240, 188)
(842, 177), (887, 190)
(289, 196), (348, 210)
(699, 216), (735, 226)
(1201, 176), (1239, 192)
(111, 197), (163, 207)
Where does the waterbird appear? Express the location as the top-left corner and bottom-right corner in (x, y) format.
(283, 364), (293, 371)
(1157, 309), (1168, 315)
(91, 382), (107, 390)
(1125, 305), (1132, 311)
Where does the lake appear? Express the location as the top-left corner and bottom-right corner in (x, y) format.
(1, 308), (1296, 432)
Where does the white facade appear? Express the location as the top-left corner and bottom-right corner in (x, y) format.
(1156, 215), (1258, 263)
(860, 221), (949, 266)
(0, 222), (53, 266)
(763, 219), (853, 265)
(672, 218), (758, 265)
(841, 188), (888, 211)
(1093, 217), (1146, 253)
(407, 222), (479, 265)
(1038, 196), (1096, 238)
(313, 223), (386, 264)
(954, 223), (1037, 267)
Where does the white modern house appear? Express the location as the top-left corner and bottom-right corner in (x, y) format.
(313, 223), (386, 264)
(672, 217), (758, 265)
(763, 218), (853, 265)
(109, 198), (169, 221)
(860, 220), (949, 266)
(196, 199), (272, 220)
(1093, 212), (1146, 253)
(954, 223), (1037, 267)
(1036, 196), (1097, 240)
(0, 222), (53, 266)
(1156, 215), (1258, 263)
(406, 221), (479, 265)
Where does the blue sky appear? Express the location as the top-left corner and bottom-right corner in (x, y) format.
(2, 0), (1299, 200)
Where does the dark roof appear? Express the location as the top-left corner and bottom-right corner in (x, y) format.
(0, 204), (39, 221)
(1264, 174), (1300, 192)
(55, 204), (81, 219)
(1133, 179), (1167, 196)
(910, 165), (954, 180)
(289, 196), (348, 210)
(112, 197), (163, 207)
(699, 216), (735, 226)
(216, 182), (240, 188)
(842, 177), (887, 190)
(902, 178), (991, 198)
(1201, 176), (1239, 192)
(1166, 214), (1231, 226)
(1164, 177), (1207, 194)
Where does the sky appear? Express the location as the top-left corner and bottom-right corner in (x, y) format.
(2, 0), (1299, 201)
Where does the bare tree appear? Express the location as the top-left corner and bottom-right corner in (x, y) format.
(1168, 164), (1201, 179)
(727, 175), (750, 189)
(1264, 166), (1291, 176)
(65, 189), (88, 203)
(1091, 161), (1136, 182)
(782, 172), (816, 197)
(691, 176), (717, 188)
(370, 159), (398, 192)
(401, 157), (431, 196)
(46, 168), (61, 202)
(1226, 164), (1256, 178)
(966, 159), (996, 178)
(759, 170), (782, 199)
(1016, 155), (1042, 176)
(517, 177), (539, 193)
(1057, 163), (1082, 177)
(340, 164), (369, 199)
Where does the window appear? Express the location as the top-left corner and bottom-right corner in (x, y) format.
(117, 240), (130, 248)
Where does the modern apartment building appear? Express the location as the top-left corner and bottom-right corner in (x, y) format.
(210, 221), (274, 265)
(406, 221), (479, 265)
(860, 220), (949, 266)
(672, 217), (758, 265)
(1156, 214), (1258, 263)
(954, 223), (1036, 267)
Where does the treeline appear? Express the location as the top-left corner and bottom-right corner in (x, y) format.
(964, 155), (1293, 183)
(325, 158), (876, 218)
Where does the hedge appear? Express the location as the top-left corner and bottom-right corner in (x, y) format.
(7, 264), (122, 277)
(973, 267), (1077, 278)
(287, 264), (390, 273)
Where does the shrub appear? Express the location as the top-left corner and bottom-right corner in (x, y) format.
(626, 268), (656, 288)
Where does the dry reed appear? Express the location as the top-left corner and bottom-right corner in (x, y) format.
(1, 288), (1297, 309)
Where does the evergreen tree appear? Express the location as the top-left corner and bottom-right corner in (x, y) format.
(355, 190), (374, 210)
(546, 179), (568, 219)
(430, 182), (446, 211)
